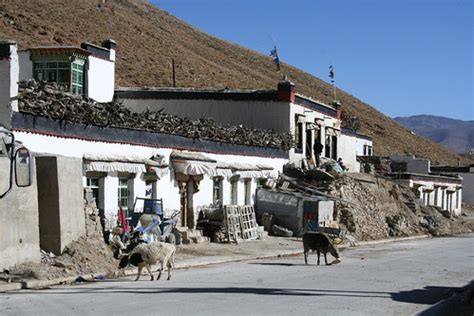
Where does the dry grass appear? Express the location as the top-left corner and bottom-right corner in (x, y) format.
(1, 0), (470, 165)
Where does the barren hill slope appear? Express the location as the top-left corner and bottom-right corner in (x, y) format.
(1, 0), (469, 165)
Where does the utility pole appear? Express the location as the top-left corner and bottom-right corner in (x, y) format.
(171, 58), (176, 88)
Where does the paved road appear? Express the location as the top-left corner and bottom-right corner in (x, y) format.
(1, 236), (473, 315)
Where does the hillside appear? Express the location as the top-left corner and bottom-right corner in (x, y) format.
(394, 115), (474, 154)
(0, 0), (470, 165)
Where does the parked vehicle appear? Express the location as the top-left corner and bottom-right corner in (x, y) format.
(0, 126), (32, 199)
(128, 197), (180, 246)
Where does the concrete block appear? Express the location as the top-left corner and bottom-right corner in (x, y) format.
(36, 156), (86, 255)
(0, 282), (22, 293)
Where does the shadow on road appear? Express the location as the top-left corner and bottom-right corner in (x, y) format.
(8, 286), (392, 298)
(6, 282), (472, 313)
(247, 262), (306, 267)
(391, 285), (461, 305)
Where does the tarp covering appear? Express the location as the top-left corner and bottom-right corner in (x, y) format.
(213, 162), (277, 179)
(83, 153), (168, 175)
(83, 153), (166, 167)
(173, 159), (216, 175)
(170, 151), (217, 163)
(84, 160), (146, 173)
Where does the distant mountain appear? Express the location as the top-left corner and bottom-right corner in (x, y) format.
(394, 115), (474, 154)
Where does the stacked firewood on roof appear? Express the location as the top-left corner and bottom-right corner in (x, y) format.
(17, 80), (294, 150)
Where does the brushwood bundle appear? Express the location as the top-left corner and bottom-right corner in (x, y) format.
(18, 80), (294, 150)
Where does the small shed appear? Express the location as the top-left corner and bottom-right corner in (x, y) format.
(255, 188), (334, 236)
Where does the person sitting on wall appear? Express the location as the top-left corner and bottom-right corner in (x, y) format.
(313, 141), (324, 167)
(337, 158), (348, 171)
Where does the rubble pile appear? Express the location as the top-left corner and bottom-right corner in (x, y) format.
(18, 80), (294, 150)
(7, 193), (117, 281)
(331, 173), (472, 241)
(84, 188), (103, 238)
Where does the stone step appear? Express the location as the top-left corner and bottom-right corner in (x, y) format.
(179, 228), (204, 243)
(190, 236), (210, 244)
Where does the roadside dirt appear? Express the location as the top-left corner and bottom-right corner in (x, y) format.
(2, 237), (117, 282)
(176, 237), (301, 260)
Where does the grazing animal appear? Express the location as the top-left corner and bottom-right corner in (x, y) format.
(119, 242), (176, 281)
(302, 232), (340, 265)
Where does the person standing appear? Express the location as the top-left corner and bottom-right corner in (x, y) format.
(313, 141), (324, 167)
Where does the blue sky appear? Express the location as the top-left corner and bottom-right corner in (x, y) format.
(151, 0), (473, 120)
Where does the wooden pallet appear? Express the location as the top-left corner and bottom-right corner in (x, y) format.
(224, 205), (259, 243)
(224, 205), (243, 243)
(239, 205), (259, 240)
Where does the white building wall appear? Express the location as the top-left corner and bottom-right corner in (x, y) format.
(194, 177), (214, 209)
(339, 133), (358, 172)
(14, 131), (287, 228)
(18, 51), (32, 81)
(221, 178), (231, 206)
(0, 42), (19, 128)
(118, 97), (290, 133)
(356, 137), (373, 156)
(288, 102), (339, 164)
(404, 178), (462, 215)
(86, 56), (115, 102)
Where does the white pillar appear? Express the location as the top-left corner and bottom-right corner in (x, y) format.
(103, 175), (118, 230)
(0, 40), (19, 129)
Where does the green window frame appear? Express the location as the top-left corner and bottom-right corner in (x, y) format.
(33, 60), (84, 96)
(33, 61), (70, 88)
(71, 62), (84, 95)
(118, 178), (129, 212)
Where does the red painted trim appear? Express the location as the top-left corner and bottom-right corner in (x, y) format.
(12, 128), (287, 159)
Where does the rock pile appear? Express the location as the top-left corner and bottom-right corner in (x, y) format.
(18, 80), (294, 150)
(332, 173), (471, 241)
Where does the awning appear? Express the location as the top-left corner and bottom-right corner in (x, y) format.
(170, 150), (217, 176)
(213, 162), (277, 179)
(83, 153), (168, 176)
(170, 151), (277, 178)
